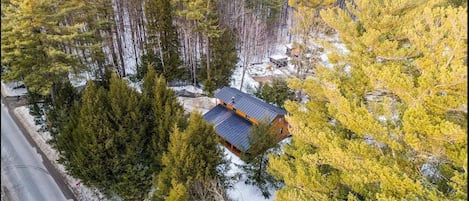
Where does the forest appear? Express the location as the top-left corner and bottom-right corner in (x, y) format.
(1, 0), (467, 200)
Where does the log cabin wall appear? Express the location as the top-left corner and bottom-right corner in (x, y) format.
(272, 115), (290, 140)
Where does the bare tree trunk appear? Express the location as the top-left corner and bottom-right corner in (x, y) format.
(103, 7), (118, 74)
(157, 34), (166, 74)
(239, 3), (247, 91)
(190, 28), (197, 86)
(127, 0), (143, 74)
(111, 0), (126, 77)
(206, 37), (211, 81)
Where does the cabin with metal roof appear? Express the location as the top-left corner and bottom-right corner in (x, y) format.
(204, 87), (290, 156)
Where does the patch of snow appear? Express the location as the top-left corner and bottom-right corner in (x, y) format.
(1, 81), (27, 97)
(223, 147), (275, 201)
(287, 63), (296, 73)
(123, 77), (142, 93)
(269, 55), (288, 60)
(269, 44), (288, 57)
(170, 85), (204, 94)
(391, 113), (400, 123)
(334, 43), (349, 54)
(68, 72), (90, 88)
(177, 96), (217, 115)
(378, 115), (387, 122)
(319, 53), (333, 69)
(231, 65), (260, 92)
(249, 63), (268, 76)
(344, 65), (351, 76)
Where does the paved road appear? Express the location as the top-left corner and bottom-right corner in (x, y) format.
(1, 99), (71, 201)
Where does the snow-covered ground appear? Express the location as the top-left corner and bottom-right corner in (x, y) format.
(223, 147), (276, 201)
(231, 64), (260, 93)
(177, 96), (217, 115)
(1, 81), (27, 97)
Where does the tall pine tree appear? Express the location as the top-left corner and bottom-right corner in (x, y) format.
(144, 0), (184, 81)
(199, 27), (238, 95)
(269, 0), (467, 200)
(153, 112), (226, 200)
(140, 66), (186, 172)
(254, 77), (293, 108)
(57, 74), (154, 200)
(1, 0), (89, 101)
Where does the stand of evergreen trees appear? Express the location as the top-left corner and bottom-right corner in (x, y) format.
(48, 68), (227, 200)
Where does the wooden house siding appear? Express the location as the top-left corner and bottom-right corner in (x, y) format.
(272, 115), (290, 139)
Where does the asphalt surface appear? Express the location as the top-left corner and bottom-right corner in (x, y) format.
(1, 95), (77, 201)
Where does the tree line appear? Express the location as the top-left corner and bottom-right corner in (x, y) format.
(1, 0), (290, 98)
(47, 67), (229, 200)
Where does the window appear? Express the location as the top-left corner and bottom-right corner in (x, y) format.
(279, 128), (283, 134)
(278, 117), (282, 123)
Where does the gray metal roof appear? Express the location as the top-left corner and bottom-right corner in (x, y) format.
(204, 104), (252, 152)
(215, 87), (287, 122)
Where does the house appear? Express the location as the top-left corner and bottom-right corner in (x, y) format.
(204, 87), (290, 156)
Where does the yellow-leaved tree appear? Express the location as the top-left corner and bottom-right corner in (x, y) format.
(269, 0), (467, 200)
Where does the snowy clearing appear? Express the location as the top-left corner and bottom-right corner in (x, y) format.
(223, 147), (276, 201)
(177, 96), (217, 115)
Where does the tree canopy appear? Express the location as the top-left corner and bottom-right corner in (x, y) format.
(269, 0), (467, 200)
(153, 112), (227, 200)
(1, 0), (93, 99)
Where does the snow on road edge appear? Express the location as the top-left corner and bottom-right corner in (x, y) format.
(13, 107), (106, 201)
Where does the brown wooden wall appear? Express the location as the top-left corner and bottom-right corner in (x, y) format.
(272, 115), (290, 141)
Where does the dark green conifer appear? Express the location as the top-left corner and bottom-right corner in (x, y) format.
(153, 112), (226, 200)
(241, 118), (282, 198)
(145, 0), (184, 81)
(1, 0), (91, 100)
(200, 28), (238, 95)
